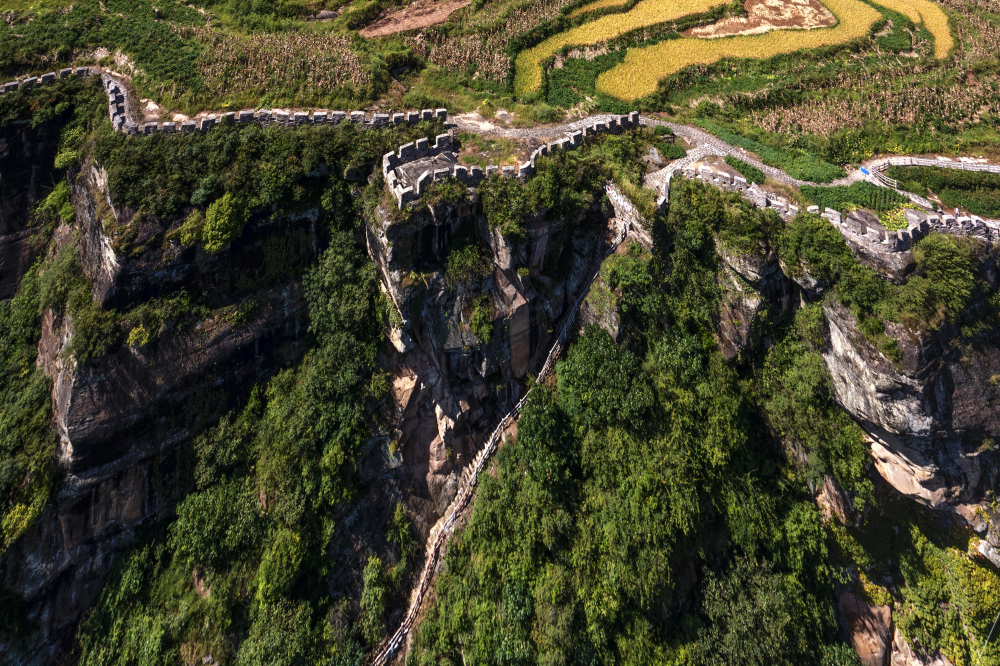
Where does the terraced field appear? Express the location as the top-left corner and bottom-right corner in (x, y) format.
(524, 0), (954, 101)
(865, 0), (954, 57)
(594, 0), (881, 100)
(514, 0), (729, 94)
(567, 0), (631, 18)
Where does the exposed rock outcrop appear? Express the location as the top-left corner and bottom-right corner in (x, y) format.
(715, 244), (794, 359)
(6, 279), (309, 654)
(1, 158), (318, 660)
(891, 627), (955, 666)
(837, 590), (893, 666)
(71, 161), (320, 311)
(821, 299), (1000, 520)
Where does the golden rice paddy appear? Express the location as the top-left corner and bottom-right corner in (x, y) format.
(595, 0), (883, 100)
(867, 0), (953, 58)
(567, 0), (631, 19)
(519, 0), (953, 101)
(514, 0), (729, 94)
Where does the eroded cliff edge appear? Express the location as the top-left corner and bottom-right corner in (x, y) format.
(3, 158), (315, 656)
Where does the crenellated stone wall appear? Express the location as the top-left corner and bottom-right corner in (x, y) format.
(1, 66), (93, 95)
(383, 111), (642, 208)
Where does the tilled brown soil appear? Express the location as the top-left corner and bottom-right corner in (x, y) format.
(360, 0), (471, 38)
(683, 0), (835, 39)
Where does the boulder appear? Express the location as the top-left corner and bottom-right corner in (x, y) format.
(837, 590), (893, 666)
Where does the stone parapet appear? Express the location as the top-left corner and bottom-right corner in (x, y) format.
(384, 111), (639, 208)
(2, 66), (92, 96)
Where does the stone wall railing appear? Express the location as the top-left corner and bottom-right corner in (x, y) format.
(874, 156), (1000, 176)
(1, 67), (93, 94)
(677, 161), (801, 220)
(383, 111), (641, 208)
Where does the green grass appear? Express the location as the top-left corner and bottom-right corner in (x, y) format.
(799, 181), (910, 215)
(725, 155), (765, 184)
(887, 166), (1000, 218)
(695, 119), (844, 183)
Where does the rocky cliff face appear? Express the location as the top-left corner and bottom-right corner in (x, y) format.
(821, 299), (994, 510)
(71, 162), (319, 311)
(715, 243), (795, 360)
(821, 298), (1000, 529)
(0, 119), (62, 299)
(1, 161), (317, 661)
(363, 194), (612, 537)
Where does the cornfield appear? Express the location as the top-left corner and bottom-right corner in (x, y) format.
(185, 28), (370, 96)
(594, 0), (882, 101)
(867, 0), (953, 58)
(750, 71), (1000, 134)
(567, 0), (631, 19)
(425, 0), (577, 81)
(514, 0), (728, 94)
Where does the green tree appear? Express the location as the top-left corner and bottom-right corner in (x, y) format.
(479, 174), (527, 237)
(255, 529), (304, 602)
(360, 555), (387, 646)
(202, 193), (249, 253)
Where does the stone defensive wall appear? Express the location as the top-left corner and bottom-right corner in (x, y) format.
(382, 112), (642, 208)
(677, 159), (800, 221)
(873, 156), (1000, 184)
(1, 67), (94, 94)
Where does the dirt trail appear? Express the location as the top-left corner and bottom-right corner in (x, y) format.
(360, 0), (470, 37)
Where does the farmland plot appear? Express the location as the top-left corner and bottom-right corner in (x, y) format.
(514, 0), (730, 94)
(594, 0), (883, 100)
(864, 0), (954, 57)
(567, 0), (632, 18)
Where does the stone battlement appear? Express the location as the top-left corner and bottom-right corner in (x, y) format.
(384, 111), (642, 208)
(1, 67), (93, 95)
(679, 159), (800, 220)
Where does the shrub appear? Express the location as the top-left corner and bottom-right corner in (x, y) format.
(359, 555), (386, 646)
(422, 179), (470, 209)
(203, 193), (249, 254)
(255, 529), (304, 602)
(470, 293), (493, 344)
(779, 213), (855, 283)
(665, 143), (688, 160)
(695, 120), (843, 183)
(127, 324), (151, 348)
(479, 175), (527, 237)
(0, 266), (55, 554)
(529, 103), (561, 123)
(445, 232), (492, 289)
(167, 210), (205, 246)
(725, 155), (765, 184)
(37, 181), (75, 225)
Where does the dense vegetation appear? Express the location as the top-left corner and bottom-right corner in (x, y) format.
(75, 227), (400, 665)
(411, 179), (1000, 666)
(411, 179), (857, 665)
(694, 119), (844, 183)
(888, 166), (1000, 218)
(0, 266), (56, 555)
(724, 155), (764, 184)
(780, 213), (996, 357)
(91, 117), (446, 223)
